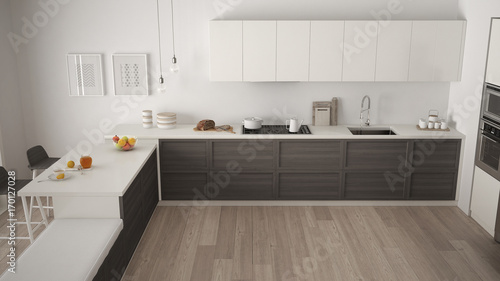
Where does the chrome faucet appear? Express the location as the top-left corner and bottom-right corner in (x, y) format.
(360, 95), (371, 126)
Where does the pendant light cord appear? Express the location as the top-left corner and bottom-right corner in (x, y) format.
(156, 0), (163, 75)
(170, 0), (176, 57)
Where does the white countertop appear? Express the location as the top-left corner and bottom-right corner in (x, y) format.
(104, 124), (465, 140)
(18, 141), (157, 197)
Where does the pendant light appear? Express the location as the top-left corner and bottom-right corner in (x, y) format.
(169, 0), (179, 73)
(156, 0), (167, 92)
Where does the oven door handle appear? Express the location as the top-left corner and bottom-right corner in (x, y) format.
(483, 133), (500, 144)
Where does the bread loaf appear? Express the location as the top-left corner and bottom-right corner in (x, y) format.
(197, 120), (215, 131)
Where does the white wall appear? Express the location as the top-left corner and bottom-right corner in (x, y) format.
(448, 0), (500, 214)
(0, 0), (29, 178)
(5, 0), (459, 171)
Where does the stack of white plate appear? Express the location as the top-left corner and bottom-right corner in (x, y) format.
(157, 112), (176, 129)
(142, 110), (153, 128)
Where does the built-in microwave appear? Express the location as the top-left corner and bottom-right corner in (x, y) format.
(483, 83), (500, 124)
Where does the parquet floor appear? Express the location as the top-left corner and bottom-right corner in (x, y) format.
(124, 206), (500, 281)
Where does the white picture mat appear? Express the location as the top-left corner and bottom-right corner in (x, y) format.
(66, 54), (104, 96)
(112, 54), (149, 96)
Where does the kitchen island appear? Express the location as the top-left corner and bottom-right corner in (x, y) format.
(16, 141), (159, 281)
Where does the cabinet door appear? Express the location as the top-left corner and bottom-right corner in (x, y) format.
(411, 139), (461, 169)
(142, 151), (158, 220)
(408, 21), (436, 81)
(345, 140), (408, 170)
(212, 140), (274, 170)
(209, 21), (242, 81)
(471, 166), (500, 236)
(409, 21), (466, 81)
(409, 172), (456, 200)
(208, 172), (274, 200)
(486, 19), (500, 85)
(375, 21), (412, 81)
(309, 21), (344, 81)
(160, 140), (208, 172)
(278, 173), (340, 199)
(279, 141), (341, 170)
(161, 173), (207, 200)
(342, 21), (378, 81)
(344, 172), (405, 199)
(243, 21), (276, 81)
(434, 21), (466, 81)
(276, 21), (310, 81)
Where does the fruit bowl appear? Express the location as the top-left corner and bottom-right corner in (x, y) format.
(112, 135), (137, 151)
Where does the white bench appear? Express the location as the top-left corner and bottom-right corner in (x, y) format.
(0, 218), (122, 281)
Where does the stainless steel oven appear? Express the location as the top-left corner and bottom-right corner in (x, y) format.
(483, 83), (500, 124)
(477, 118), (500, 181)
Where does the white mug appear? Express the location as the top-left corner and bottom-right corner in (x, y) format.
(428, 122), (434, 129)
(434, 122), (441, 129)
(441, 121), (448, 130)
(418, 118), (427, 129)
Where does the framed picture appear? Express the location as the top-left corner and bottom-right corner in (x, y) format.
(112, 54), (149, 96)
(66, 54), (104, 96)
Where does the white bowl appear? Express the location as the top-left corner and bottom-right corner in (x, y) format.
(143, 122), (153, 129)
(142, 110), (152, 117)
(157, 119), (176, 124)
(142, 117), (153, 122)
(158, 123), (176, 130)
(157, 112), (176, 119)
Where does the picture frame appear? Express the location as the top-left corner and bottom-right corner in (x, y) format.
(112, 54), (149, 96)
(66, 54), (104, 96)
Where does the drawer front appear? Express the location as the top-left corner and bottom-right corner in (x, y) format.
(161, 173), (207, 200)
(345, 140), (408, 170)
(160, 140), (208, 171)
(344, 172), (405, 199)
(212, 140), (274, 170)
(410, 172), (456, 200)
(279, 141), (341, 170)
(412, 139), (461, 169)
(278, 173), (340, 199)
(208, 172), (274, 200)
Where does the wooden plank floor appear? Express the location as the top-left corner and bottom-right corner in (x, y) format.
(125, 206), (500, 281)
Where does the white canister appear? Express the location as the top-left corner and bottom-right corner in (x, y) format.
(428, 122), (434, 129)
(428, 110), (439, 122)
(441, 121), (448, 130)
(418, 118), (427, 129)
(434, 122), (441, 129)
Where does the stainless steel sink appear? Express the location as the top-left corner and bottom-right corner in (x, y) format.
(348, 127), (397, 135)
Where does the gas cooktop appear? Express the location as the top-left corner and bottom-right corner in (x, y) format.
(242, 125), (311, 134)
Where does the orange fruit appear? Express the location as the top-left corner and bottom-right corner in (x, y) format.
(118, 139), (126, 147)
(129, 138), (136, 146)
(67, 161), (75, 168)
(56, 173), (65, 180)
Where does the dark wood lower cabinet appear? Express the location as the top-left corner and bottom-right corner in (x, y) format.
(344, 172), (406, 200)
(409, 172), (457, 200)
(93, 149), (158, 281)
(278, 173), (340, 199)
(208, 172), (274, 200)
(159, 139), (461, 201)
(161, 172), (207, 200)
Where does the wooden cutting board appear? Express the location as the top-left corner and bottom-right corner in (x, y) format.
(193, 125), (235, 134)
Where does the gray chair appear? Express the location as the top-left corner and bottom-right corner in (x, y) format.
(26, 145), (60, 179)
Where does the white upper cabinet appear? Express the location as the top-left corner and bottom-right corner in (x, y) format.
(309, 21), (345, 82)
(375, 21), (412, 81)
(342, 21), (379, 82)
(486, 19), (500, 86)
(209, 20), (465, 82)
(243, 21), (277, 82)
(434, 21), (466, 81)
(276, 21), (311, 81)
(409, 21), (466, 82)
(209, 21), (242, 81)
